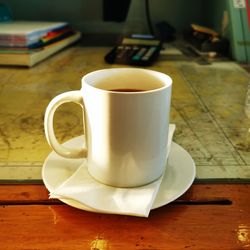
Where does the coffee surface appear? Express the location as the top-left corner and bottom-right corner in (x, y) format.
(109, 88), (145, 92)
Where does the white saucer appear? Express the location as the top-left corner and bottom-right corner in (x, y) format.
(42, 136), (196, 212)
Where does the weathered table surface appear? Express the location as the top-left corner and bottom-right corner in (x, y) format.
(0, 46), (249, 181)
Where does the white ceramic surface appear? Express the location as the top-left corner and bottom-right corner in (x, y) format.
(42, 136), (196, 212)
(44, 68), (172, 187)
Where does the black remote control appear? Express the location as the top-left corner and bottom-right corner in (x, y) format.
(105, 36), (162, 66)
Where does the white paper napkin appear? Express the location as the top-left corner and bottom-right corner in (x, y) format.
(50, 124), (176, 217)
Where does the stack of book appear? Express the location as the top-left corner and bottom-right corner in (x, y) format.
(0, 21), (81, 67)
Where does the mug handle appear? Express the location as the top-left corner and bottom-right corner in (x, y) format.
(44, 90), (87, 158)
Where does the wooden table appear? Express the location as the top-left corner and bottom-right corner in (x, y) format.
(0, 45), (249, 249)
(1, 184), (249, 249)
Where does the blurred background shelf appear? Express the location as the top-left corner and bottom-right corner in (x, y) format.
(0, 31), (81, 67)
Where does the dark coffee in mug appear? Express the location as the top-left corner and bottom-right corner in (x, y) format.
(109, 88), (145, 92)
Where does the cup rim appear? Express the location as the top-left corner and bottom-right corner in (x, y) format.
(81, 68), (172, 94)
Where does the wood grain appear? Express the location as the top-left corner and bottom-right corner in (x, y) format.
(0, 184), (249, 249)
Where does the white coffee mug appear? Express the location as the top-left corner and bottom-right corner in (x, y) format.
(44, 68), (172, 187)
